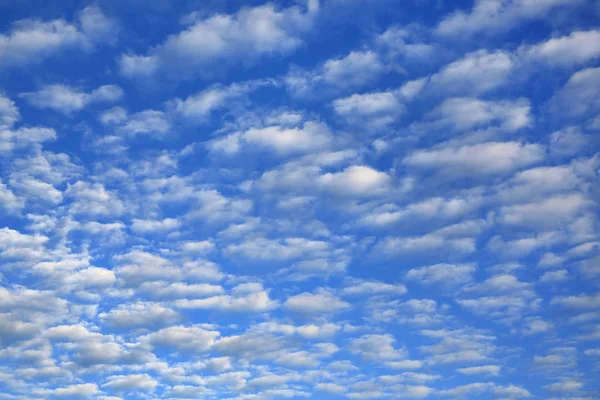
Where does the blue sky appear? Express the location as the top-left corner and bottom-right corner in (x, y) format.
(0, 0), (599, 399)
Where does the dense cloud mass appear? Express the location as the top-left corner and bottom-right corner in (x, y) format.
(0, 0), (599, 399)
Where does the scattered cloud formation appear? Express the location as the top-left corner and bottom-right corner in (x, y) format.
(0, 1), (598, 399)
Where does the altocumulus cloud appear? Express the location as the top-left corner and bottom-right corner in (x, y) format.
(0, 0), (599, 399)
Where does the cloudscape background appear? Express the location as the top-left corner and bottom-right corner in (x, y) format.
(0, 0), (599, 399)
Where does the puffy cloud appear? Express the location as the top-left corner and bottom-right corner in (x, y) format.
(117, 110), (171, 137)
(286, 50), (385, 97)
(406, 263), (475, 287)
(120, 2), (318, 79)
(283, 289), (350, 315)
(45, 324), (152, 367)
(51, 383), (99, 398)
(436, 0), (577, 37)
(347, 334), (406, 362)
(521, 29), (600, 67)
(498, 193), (592, 229)
(0, 227), (49, 261)
(130, 217), (180, 234)
(225, 237), (330, 261)
(421, 97), (531, 132)
(342, 280), (407, 296)
(549, 67), (600, 118)
(99, 302), (181, 329)
(457, 365), (501, 376)
(102, 374), (158, 392)
(427, 50), (515, 95)
(65, 181), (124, 217)
(209, 121), (332, 156)
(1, 2), (599, 398)
(551, 293), (600, 309)
(0, 93), (20, 129)
(403, 141), (545, 177)
(144, 325), (220, 353)
(20, 84), (123, 114)
(318, 165), (391, 196)
(333, 90), (405, 130)
(175, 282), (277, 312)
(171, 80), (270, 121)
(376, 234), (476, 256)
(544, 379), (583, 393)
(0, 6), (117, 67)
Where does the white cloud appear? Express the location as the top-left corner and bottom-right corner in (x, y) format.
(549, 127), (591, 157)
(130, 218), (180, 234)
(428, 50), (514, 95)
(20, 84), (123, 114)
(376, 234), (476, 256)
(342, 280), (407, 296)
(175, 282), (277, 312)
(0, 178), (23, 214)
(316, 382), (347, 394)
(65, 181), (124, 217)
(544, 379), (583, 393)
(549, 67), (600, 118)
(117, 110), (171, 137)
(0, 6), (116, 67)
(551, 293), (600, 309)
(284, 289), (350, 314)
(171, 80), (270, 121)
(209, 121), (332, 156)
(102, 374), (158, 392)
(404, 141), (544, 176)
(0, 126), (56, 153)
(145, 326), (220, 353)
(333, 90), (404, 129)
(436, 0), (577, 37)
(318, 165), (391, 196)
(120, 2), (318, 79)
(322, 51), (384, 88)
(522, 29), (600, 67)
(498, 193), (591, 229)
(457, 365), (501, 376)
(540, 269), (568, 283)
(406, 263), (475, 286)
(99, 302), (181, 329)
(424, 97), (531, 132)
(52, 383), (99, 397)
(0, 93), (20, 129)
(348, 334), (405, 361)
(225, 237), (329, 261)
(285, 50), (384, 97)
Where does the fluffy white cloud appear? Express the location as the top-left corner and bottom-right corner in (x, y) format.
(0, 93), (20, 129)
(436, 0), (577, 37)
(0, 6), (116, 67)
(283, 289), (350, 314)
(20, 84), (123, 114)
(102, 374), (158, 392)
(427, 50), (514, 95)
(333, 90), (405, 129)
(406, 263), (476, 286)
(285, 50), (384, 97)
(210, 121), (332, 156)
(521, 29), (600, 67)
(120, 2), (318, 79)
(404, 141), (545, 177)
(175, 283), (277, 312)
(550, 67), (600, 118)
(144, 326), (220, 353)
(99, 302), (181, 329)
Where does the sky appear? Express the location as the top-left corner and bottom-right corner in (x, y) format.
(0, 0), (599, 399)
